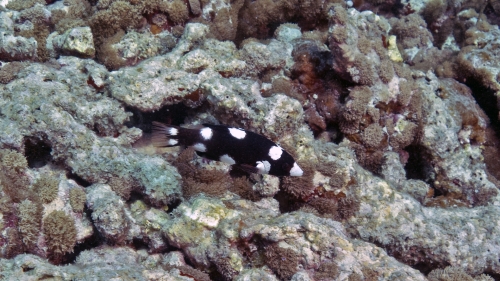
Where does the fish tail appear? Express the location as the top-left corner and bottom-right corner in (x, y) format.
(151, 121), (182, 147)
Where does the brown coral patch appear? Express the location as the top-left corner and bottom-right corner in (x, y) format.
(43, 210), (77, 262)
(0, 62), (26, 84)
(281, 162), (316, 201)
(33, 176), (59, 204)
(17, 200), (42, 251)
(264, 244), (299, 280)
(315, 261), (340, 279)
(0, 150), (31, 203)
(69, 188), (87, 213)
(173, 148), (260, 200)
(351, 143), (385, 174)
(166, 0), (190, 24)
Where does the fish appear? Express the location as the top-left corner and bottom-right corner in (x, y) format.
(151, 122), (303, 177)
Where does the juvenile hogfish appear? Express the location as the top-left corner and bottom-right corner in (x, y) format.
(152, 122), (303, 177)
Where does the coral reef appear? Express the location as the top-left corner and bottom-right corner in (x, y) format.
(0, 0), (500, 280)
(86, 184), (129, 244)
(43, 210), (77, 257)
(69, 187), (86, 213)
(17, 200), (41, 251)
(33, 175), (59, 204)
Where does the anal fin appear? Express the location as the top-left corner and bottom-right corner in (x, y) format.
(232, 164), (259, 174)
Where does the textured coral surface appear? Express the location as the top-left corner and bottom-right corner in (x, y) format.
(1, 0), (500, 280)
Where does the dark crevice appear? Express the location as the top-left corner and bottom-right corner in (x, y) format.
(327, 124), (343, 144)
(411, 262), (440, 276)
(404, 144), (433, 183)
(484, 3), (500, 27)
(131, 237), (150, 251)
(165, 198), (182, 213)
(66, 171), (92, 187)
(129, 190), (146, 202)
(483, 271), (500, 281)
(21, 265), (35, 272)
(208, 266), (227, 281)
(23, 137), (52, 169)
(463, 77), (500, 182)
(124, 104), (191, 133)
(465, 78), (499, 129)
(274, 188), (300, 214)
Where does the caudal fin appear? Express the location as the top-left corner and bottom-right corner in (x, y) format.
(151, 121), (181, 147)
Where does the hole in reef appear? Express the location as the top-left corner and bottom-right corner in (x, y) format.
(463, 77), (500, 181)
(274, 189), (300, 214)
(132, 237), (150, 251)
(165, 198), (182, 213)
(484, 3), (500, 27)
(21, 265), (35, 272)
(404, 144), (433, 182)
(411, 262), (436, 275)
(129, 190), (146, 202)
(327, 124), (344, 144)
(23, 137), (52, 168)
(465, 77), (500, 182)
(432, 188), (444, 198)
(465, 78), (499, 129)
(208, 264), (226, 281)
(483, 271), (500, 280)
(66, 171), (92, 187)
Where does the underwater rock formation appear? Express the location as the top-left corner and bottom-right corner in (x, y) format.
(1, 0), (500, 280)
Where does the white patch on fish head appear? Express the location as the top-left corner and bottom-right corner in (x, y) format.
(193, 143), (206, 152)
(169, 128), (178, 136)
(256, 160), (271, 174)
(168, 139), (178, 145)
(268, 146), (283, 160)
(289, 162), (303, 176)
(220, 154), (236, 165)
(229, 128), (246, 139)
(200, 127), (213, 140)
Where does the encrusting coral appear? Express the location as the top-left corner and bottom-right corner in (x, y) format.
(69, 188), (86, 213)
(17, 200), (41, 251)
(0, 150), (31, 203)
(264, 243), (299, 280)
(33, 176), (59, 205)
(172, 147), (259, 201)
(427, 266), (494, 281)
(42, 210), (77, 258)
(1, 0), (500, 279)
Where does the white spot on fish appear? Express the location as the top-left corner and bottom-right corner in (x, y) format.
(193, 143), (207, 152)
(200, 127), (213, 140)
(220, 154), (236, 165)
(229, 128), (246, 139)
(169, 128), (178, 136)
(289, 162), (303, 176)
(256, 160), (271, 174)
(168, 139), (178, 145)
(268, 146), (283, 160)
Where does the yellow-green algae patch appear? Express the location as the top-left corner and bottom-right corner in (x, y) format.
(180, 197), (240, 229)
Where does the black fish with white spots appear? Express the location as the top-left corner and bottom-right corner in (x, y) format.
(152, 122), (303, 177)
